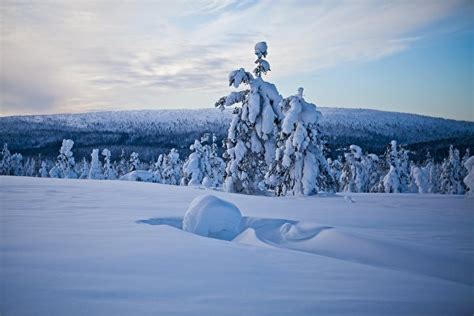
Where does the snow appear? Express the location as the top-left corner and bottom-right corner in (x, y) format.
(254, 41), (268, 58)
(464, 156), (474, 195)
(119, 170), (154, 182)
(1, 176), (473, 315)
(182, 195), (242, 240)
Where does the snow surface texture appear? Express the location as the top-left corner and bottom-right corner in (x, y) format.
(182, 195), (242, 240)
(1, 176), (473, 315)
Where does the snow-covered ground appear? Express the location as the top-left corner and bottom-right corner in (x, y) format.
(1, 176), (473, 315)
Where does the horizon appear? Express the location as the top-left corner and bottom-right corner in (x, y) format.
(1, 1), (473, 121)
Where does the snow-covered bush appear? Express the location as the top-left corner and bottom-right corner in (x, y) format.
(182, 195), (242, 240)
(10, 153), (23, 176)
(215, 42), (283, 194)
(88, 149), (104, 180)
(266, 88), (333, 196)
(463, 156), (474, 196)
(56, 139), (77, 179)
(102, 148), (117, 180)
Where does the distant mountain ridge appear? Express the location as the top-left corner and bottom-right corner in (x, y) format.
(1, 107), (473, 161)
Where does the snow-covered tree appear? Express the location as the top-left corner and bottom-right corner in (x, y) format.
(181, 134), (225, 187)
(410, 165), (430, 193)
(116, 149), (129, 177)
(102, 148), (117, 180)
(338, 145), (380, 193)
(23, 157), (37, 177)
(39, 161), (49, 178)
(439, 145), (464, 194)
(463, 156), (474, 196)
(129, 152), (140, 172)
(88, 149), (104, 180)
(0, 143), (12, 175)
(10, 153), (23, 176)
(328, 157), (343, 192)
(266, 88), (333, 196)
(158, 148), (182, 185)
(56, 139), (77, 179)
(382, 140), (410, 193)
(215, 42), (283, 194)
(79, 158), (90, 179)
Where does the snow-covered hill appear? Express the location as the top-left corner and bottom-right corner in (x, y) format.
(1, 176), (472, 315)
(1, 108), (473, 160)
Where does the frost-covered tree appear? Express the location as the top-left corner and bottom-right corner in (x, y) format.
(181, 134), (225, 187)
(266, 88), (333, 196)
(39, 161), (49, 178)
(463, 156), (474, 196)
(215, 42), (283, 194)
(439, 145), (464, 194)
(382, 140), (410, 193)
(129, 152), (140, 172)
(181, 140), (204, 186)
(10, 153), (23, 176)
(158, 148), (182, 185)
(410, 165), (429, 193)
(328, 157), (343, 192)
(339, 145), (380, 193)
(79, 158), (90, 179)
(88, 149), (104, 180)
(102, 148), (117, 180)
(0, 143), (12, 175)
(56, 139), (77, 179)
(23, 157), (36, 177)
(116, 149), (129, 177)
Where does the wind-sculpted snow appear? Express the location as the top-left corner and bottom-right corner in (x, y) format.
(1, 108), (472, 160)
(2, 177), (473, 315)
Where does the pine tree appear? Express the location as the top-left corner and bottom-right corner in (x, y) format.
(88, 149), (104, 180)
(159, 149), (182, 185)
(0, 143), (12, 175)
(440, 145), (464, 194)
(129, 152), (140, 172)
(382, 140), (411, 193)
(56, 139), (77, 179)
(463, 156), (474, 196)
(266, 88), (333, 196)
(181, 134), (225, 187)
(117, 149), (129, 177)
(215, 42), (283, 194)
(39, 161), (49, 178)
(10, 153), (23, 176)
(102, 148), (117, 180)
(79, 158), (90, 179)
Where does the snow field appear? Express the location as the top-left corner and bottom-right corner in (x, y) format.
(1, 176), (473, 315)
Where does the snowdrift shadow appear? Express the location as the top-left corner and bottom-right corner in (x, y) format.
(136, 217), (182, 229)
(137, 216), (472, 286)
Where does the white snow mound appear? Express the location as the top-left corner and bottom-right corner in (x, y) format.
(182, 195), (242, 240)
(119, 170), (154, 182)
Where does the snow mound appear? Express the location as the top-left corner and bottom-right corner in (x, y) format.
(119, 170), (154, 182)
(182, 195), (242, 241)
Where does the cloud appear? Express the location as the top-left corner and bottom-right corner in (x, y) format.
(0, 0), (469, 115)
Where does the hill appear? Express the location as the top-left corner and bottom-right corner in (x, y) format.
(0, 107), (472, 161)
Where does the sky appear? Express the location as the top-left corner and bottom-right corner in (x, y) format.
(0, 0), (473, 121)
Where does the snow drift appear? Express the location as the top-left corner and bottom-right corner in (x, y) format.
(182, 195), (242, 240)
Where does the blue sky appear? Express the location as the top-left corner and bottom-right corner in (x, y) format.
(0, 0), (472, 120)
